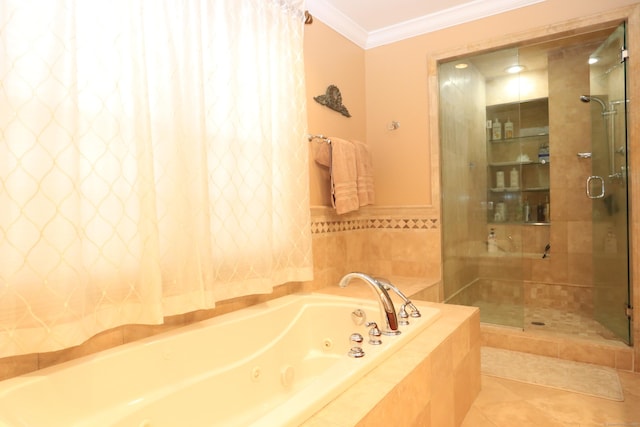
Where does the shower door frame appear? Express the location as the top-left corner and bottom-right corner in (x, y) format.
(587, 23), (632, 345)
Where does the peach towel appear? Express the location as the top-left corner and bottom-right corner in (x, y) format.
(351, 140), (375, 206)
(313, 141), (331, 167)
(328, 138), (359, 214)
(313, 137), (375, 214)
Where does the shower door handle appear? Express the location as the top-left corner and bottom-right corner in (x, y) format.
(586, 175), (605, 199)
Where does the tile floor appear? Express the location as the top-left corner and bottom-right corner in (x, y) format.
(475, 300), (624, 344)
(462, 370), (640, 427)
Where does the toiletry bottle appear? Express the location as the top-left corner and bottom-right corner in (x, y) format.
(488, 228), (498, 253)
(538, 142), (549, 164)
(509, 167), (519, 189)
(523, 198), (531, 222)
(492, 118), (502, 141)
(544, 195), (550, 222)
(537, 202), (545, 222)
(496, 171), (505, 188)
(504, 118), (514, 139)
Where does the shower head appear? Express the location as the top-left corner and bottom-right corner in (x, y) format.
(580, 95), (608, 113)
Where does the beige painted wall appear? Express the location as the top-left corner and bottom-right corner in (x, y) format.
(304, 20), (366, 207)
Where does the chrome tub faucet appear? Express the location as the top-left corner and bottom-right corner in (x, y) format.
(338, 272), (400, 335)
(376, 277), (422, 319)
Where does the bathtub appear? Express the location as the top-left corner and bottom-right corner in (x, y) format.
(0, 292), (440, 427)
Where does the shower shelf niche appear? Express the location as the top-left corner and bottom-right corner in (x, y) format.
(486, 98), (550, 225)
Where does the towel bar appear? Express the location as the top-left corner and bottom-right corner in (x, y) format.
(308, 134), (332, 144)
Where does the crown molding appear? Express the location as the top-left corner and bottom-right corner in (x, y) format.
(306, 0), (369, 48)
(307, 0), (546, 50)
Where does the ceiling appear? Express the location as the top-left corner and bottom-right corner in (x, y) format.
(306, 0), (546, 49)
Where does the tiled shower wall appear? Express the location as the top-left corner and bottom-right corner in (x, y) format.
(546, 40), (597, 288)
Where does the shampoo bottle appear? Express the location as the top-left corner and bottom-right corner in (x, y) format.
(492, 118), (502, 141)
(504, 118), (514, 139)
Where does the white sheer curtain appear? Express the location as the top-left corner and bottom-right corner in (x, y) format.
(0, 0), (312, 358)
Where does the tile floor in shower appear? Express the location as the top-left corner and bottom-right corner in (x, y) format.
(475, 299), (622, 344)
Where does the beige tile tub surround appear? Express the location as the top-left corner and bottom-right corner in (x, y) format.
(306, 286), (481, 427)
(309, 205), (442, 283)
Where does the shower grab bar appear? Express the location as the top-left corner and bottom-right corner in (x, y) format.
(586, 175), (605, 199)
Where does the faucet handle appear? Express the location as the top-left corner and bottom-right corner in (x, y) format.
(350, 332), (363, 344)
(398, 304), (410, 326)
(348, 333), (365, 358)
(365, 322), (382, 345)
(407, 302), (421, 318)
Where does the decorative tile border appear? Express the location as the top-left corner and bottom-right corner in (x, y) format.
(370, 218), (439, 230)
(311, 219), (369, 234)
(310, 206), (439, 234)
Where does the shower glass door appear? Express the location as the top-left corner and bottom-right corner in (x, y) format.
(439, 47), (526, 329)
(588, 23), (631, 344)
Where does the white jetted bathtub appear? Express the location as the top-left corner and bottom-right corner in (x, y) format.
(0, 292), (440, 427)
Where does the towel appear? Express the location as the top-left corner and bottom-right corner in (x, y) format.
(329, 138), (359, 214)
(312, 137), (375, 214)
(312, 137), (358, 214)
(351, 139), (375, 206)
(313, 140), (331, 167)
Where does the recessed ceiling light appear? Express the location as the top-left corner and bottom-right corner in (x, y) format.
(455, 63), (468, 69)
(588, 57), (599, 65)
(505, 64), (526, 74)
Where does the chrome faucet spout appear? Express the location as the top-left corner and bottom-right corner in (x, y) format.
(376, 277), (422, 318)
(375, 277), (410, 303)
(338, 272), (400, 335)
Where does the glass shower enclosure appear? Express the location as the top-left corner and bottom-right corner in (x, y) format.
(587, 24), (631, 344)
(439, 24), (631, 345)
